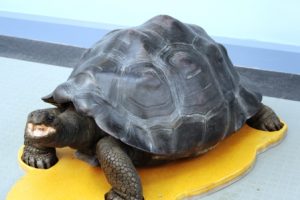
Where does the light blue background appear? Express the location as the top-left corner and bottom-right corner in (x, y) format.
(1, 0), (300, 46)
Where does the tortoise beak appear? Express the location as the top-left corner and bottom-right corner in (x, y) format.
(26, 123), (57, 138)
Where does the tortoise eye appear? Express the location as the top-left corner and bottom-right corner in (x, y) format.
(46, 114), (55, 123)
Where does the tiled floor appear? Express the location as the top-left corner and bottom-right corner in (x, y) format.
(1, 57), (300, 199)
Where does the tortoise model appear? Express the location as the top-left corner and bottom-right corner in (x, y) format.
(22, 15), (283, 200)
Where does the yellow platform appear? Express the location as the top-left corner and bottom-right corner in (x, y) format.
(7, 123), (287, 200)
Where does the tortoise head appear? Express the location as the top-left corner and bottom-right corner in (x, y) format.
(25, 108), (64, 145)
(25, 106), (99, 148)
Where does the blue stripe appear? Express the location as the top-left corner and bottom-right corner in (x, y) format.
(0, 16), (110, 47)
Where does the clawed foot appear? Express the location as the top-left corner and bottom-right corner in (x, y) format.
(247, 105), (283, 131)
(22, 145), (58, 169)
(105, 189), (144, 200)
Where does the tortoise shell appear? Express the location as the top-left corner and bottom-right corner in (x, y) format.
(43, 15), (262, 155)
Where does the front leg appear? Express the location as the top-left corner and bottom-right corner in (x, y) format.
(22, 144), (58, 169)
(96, 136), (144, 200)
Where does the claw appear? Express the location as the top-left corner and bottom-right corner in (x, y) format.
(22, 154), (29, 166)
(260, 124), (268, 131)
(36, 159), (44, 169)
(44, 159), (52, 169)
(276, 122), (284, 130)
(28, 157), (36, 167)
(265, 121), (276, 132)
(105, 190), (125, 200)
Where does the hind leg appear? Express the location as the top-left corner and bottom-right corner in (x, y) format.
(246, 104), (283, 131)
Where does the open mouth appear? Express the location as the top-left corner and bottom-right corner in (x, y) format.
(26, 123), (56, 137)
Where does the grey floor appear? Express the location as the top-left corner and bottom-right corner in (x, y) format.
(1, 57), (300, 200)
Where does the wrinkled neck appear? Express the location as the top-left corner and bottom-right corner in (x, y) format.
(56, 108), (102, 150)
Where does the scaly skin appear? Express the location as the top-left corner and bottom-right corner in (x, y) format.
(96, 136), (144, 200)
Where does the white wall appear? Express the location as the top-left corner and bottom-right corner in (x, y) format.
(1, 0), (300, 47)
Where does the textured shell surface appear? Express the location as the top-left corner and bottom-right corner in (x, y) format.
(44, 15), (262, 155)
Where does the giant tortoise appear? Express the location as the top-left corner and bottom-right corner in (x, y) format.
(22, 15), (282, 200)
